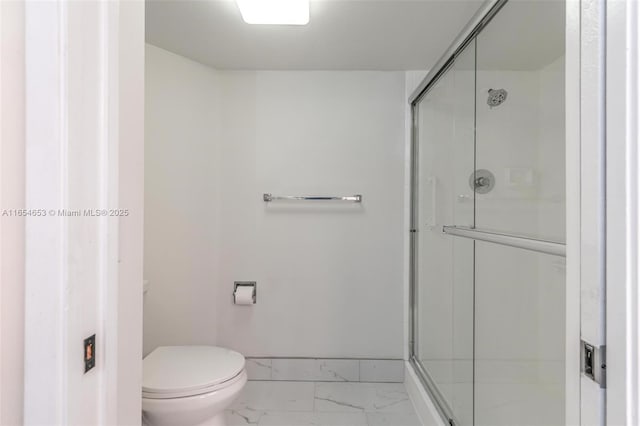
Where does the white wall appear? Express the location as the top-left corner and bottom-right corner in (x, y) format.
(215, 70), (405, 358)
(144, 44), (221, 355)
(144, 45), (406, 359)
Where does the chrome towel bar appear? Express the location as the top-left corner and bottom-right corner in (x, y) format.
(442, 225), (566, 257)
(263, 193), (362, 203)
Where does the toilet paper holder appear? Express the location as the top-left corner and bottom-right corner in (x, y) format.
(233, 281), (256, 304)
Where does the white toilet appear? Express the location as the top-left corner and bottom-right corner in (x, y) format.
(142, 345), (247, 426)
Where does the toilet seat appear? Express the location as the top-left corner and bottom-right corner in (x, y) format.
(142, 369), (246, 399)
(142, 346), (245, 400)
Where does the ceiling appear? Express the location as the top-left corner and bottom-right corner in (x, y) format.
(145, 0), (565, 71)
(145, 0), (484, 70)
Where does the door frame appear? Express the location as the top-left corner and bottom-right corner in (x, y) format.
(20, 1), (144, 424)
(604, 0), (640, 425)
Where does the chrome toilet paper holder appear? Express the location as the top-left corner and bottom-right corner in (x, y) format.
(233, 281), (256, 304)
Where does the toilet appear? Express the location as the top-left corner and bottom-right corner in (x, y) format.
(142, 345), (247, 426)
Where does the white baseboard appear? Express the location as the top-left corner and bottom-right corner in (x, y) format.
(404, 361), (446, 426)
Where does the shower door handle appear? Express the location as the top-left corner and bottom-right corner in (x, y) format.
(442, 226), (566, 257)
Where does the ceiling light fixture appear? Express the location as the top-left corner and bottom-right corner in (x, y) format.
(236, 0), (309, 25)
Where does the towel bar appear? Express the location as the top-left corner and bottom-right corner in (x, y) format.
(263, 193), (362, 203)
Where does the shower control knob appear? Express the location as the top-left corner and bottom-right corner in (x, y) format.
(469, 169), (495, 194)
(475, 176), (490, 188)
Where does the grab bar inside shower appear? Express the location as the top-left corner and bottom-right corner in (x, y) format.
(263, 193), (362, 203)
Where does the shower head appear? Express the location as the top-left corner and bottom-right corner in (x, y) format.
(487, 88), (508, 108)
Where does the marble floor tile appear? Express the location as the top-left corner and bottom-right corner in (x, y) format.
(258, 411), (368, 426)
(230, 381), (315, 412)
(359, 360), (404, 383)
(314, 383), (414, 413)
(226, 408), (266, 425)
(227, 381), (421, 426)
(366, 412), (422, 426)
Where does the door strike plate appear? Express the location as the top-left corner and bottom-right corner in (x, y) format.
(84, 334), (96, 373)
(581, 340), (606, 388)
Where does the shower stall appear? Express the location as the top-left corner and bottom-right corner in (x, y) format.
(409, 1), (566, 425)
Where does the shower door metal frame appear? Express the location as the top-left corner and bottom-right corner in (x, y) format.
(407, 1), (509, 424)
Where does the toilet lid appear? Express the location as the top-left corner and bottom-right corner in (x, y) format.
(142, 346), (245, 396)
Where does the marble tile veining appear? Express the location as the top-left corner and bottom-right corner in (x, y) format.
(230, 381), (315, 412)
(314, 383), (414, 413)
(316, 360), (360, 382)
(270, 359), (360, 382)
(246, 358), (274, 380)
(258, 411), (368, 426)
(226, 408), (266, 425)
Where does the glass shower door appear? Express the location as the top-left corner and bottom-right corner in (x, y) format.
(413, 40), (476, 425)
(410, 2), (566, 425)
(472, 1), (566, 425)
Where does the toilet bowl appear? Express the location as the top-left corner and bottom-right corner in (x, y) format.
(142, 346), (247, 426)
